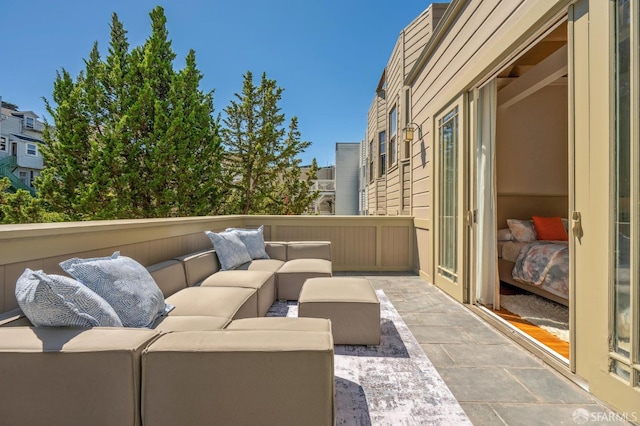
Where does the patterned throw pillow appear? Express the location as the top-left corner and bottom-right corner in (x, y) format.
(60, 252), (169, 328)
(506, 219), (537, 243)
(15, 268), (123, 327)
(205, 230), (253, 270)
(224, 225), (269, 260)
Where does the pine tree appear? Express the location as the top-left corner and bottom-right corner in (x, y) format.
(37, 6), (224, 220)
(221, 71), (318, 214)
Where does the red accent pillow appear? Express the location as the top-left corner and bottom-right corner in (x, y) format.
(532, 216), (568, 241)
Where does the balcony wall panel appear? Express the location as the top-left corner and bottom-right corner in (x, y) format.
(0, 216), (415, 313)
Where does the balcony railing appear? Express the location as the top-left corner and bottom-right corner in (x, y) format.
(312, 179), (335, 192)
(0, 215), (416, 314)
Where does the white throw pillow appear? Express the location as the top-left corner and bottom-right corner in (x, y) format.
(15, 268), (123, 327)
(224, 225), (269, 260)
(205, 230), (253, 270)
(60, 252), (170, 328)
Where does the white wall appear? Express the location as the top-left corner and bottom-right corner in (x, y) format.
(335, 143), (360, 215)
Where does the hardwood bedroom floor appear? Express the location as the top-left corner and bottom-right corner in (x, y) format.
(496, 284), (570, 359)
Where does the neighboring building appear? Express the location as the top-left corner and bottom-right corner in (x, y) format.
(364, 4), (448, 217)
(0, 106), (45, 195)
(302, 164), (335, 215)
(358, 140), (368, 215)
(334, 143), (360, 215)
(363, 0), (639, 415)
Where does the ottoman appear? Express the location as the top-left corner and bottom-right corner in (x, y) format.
(298, 277), (380, 345)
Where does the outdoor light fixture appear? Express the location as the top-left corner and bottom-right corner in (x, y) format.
(403, 122), (422, 142)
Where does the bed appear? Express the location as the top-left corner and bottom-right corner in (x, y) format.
(498, 239), (569, 306)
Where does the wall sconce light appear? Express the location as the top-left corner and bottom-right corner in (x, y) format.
(403, 122), (422, 142)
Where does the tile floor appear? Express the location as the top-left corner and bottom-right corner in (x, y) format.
(335, 272), (632, 426)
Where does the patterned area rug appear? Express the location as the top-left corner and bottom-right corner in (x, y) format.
(267, 290), (471, 425)
(500, 294), (569, 342)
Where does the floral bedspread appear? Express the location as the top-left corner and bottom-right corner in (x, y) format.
(512, 241), (569, 300)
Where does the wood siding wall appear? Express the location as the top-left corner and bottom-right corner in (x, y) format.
(0, 216), (414, 313)
(364, 3), (446, 218)
(409, 0), (570, 279)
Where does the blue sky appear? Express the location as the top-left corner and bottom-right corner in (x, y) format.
(2, 0), (434, 167)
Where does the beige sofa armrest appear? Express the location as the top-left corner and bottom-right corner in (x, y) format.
(175, 249), (220, 286)
(0, 327), (159, 426)
(286, 241), (332, 261)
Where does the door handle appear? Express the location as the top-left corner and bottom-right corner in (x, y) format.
(572, 211), (583, 242)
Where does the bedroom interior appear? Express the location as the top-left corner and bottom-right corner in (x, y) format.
(486, 21), (571, 359)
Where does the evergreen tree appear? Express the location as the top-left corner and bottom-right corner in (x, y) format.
(38, 6), (223, 220)
(221, 71), (318, 214)
(0, 178), (68, 223)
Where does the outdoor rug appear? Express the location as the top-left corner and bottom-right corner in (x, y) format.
(267, 290), (471, 425)
(500, 293), (569, 342)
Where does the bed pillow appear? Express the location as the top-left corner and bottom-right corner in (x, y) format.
(60, 252), (170, 328)
(497, 228), (514, 241)
(205, 230), (253, 270)
(532, 215), (568, 241)
(506, 219), (537, 243)
(224, 225), (269, 260)
(15, 268), (123, 327)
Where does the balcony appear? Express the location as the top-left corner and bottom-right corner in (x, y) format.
(0, 215), (621, 423)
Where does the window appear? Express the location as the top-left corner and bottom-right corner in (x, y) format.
(19, 171), (28, 186)
(0, 137), (6, 152)
(437, 106), (459, 282)
(369, 140), (374, 182)
(388, 106), (397, 166)
(26, 143), (37, 156)
(378, 131), (386, 176)
(611, 0), (636, 382)
(24, 116), (35, 129)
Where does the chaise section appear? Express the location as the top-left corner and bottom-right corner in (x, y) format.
(0, 326), (159, 426)
(201, 270), (276, 317)
(165, 287), (258, 319)
(142, 330), (335, 426)
(277, 258), (332, 300)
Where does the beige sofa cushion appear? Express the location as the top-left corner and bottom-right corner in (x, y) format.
(277, 259), (332, 300)
(265, 241), (287, 261)
(201, 270), (276, 317)
(287, 241), (332, 261)
(298, 277), (381, 345)
(0, 327), (158, 426)
(165, 287), (257, 319)
(235, 258), (285, 272)
(175, 249), (220, 286)
(227, 317), (331, 333)
(147, 260), (187, 297)
(142, 330), (335, 426)
(151, 315), (231, 332)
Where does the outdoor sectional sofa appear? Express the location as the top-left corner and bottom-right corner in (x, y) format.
(0, 240), (335, 426)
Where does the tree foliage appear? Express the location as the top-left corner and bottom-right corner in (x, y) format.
(0, 178), (68, 224)
(38, 6), (224, 220)
(221, 71), (318, 215)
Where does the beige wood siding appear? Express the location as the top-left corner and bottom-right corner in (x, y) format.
(385, 167), (401, 215)
(381, 226), (412, 268)
(376, 179), (387, 214)
(402, 162), (411, 214)
(411, 117), (433, 219)
(414, 226), (431, 281)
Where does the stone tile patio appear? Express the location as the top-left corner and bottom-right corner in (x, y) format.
(336, 273), (630, 426)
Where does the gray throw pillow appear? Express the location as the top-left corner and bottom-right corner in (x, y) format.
(15, 268), (123, 327)
(205, 230), (253, 270)
(60, 252), (170, 328)
(224, 225), (269, 260)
